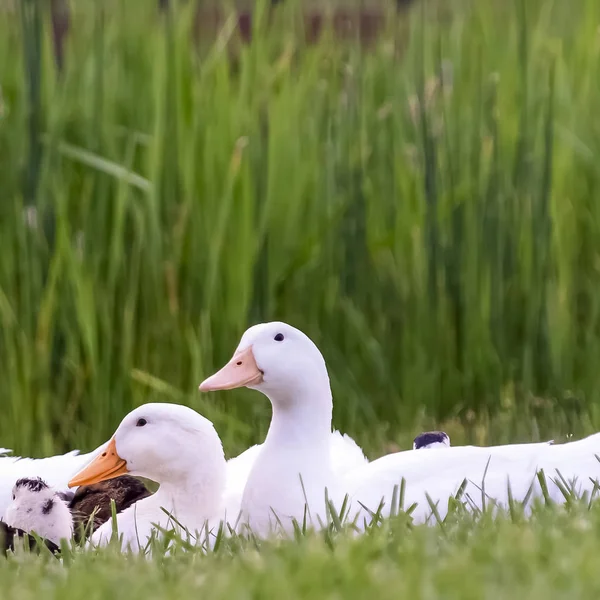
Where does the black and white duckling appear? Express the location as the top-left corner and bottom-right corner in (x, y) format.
(413, 431), (451, 450)
(1, 474), (153, 554)
(2, 477), (73, 550)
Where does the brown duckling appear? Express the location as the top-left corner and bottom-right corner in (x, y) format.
(68, 475), (152, 537)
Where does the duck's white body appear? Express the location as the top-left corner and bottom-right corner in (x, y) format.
(200, 322), (600, 536)
(0, 445), (106, 518)
(223, 429), (368, 520)
(69, 403), (230, 554)
(342, 435), (600, 525)
(89, 480), (223, 552)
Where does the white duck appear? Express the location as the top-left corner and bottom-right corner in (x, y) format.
(67, 403), (232, 553)
(199, 322), (600, 535)
(0, 444), (107, 517)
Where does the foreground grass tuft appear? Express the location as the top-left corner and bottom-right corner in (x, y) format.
(3, 501), (600, 599)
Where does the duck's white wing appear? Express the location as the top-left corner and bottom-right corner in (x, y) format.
(330, 430), (369, 474)
(221, 444), (262, 525)
(0, 443), (107, 517)
(341, 435), (600, 527)
(534, 432), (600, 496)
(225, 445), (262, 487)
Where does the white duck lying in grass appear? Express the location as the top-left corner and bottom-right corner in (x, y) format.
(199, 322), (600, 536)
(67, 403), (235, 553)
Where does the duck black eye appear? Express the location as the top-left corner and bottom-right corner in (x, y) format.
(136, 418), (147, 427)
(12, 494), (15, 501)
(274, 333), (284, 342)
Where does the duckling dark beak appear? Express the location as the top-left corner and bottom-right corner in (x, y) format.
(68, 438), (128, 488)
(199, 346), (264, 392)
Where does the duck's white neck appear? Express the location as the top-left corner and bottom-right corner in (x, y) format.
(262, 384), (333, 453)
(240, 376), (336, 535)
(154, 478), (223, 519)
(144, 448), (226, 521)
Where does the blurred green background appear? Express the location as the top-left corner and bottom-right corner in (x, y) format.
(2, 0), (600, 460)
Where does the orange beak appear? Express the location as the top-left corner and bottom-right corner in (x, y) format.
(199, 346), (264, 392)
(68, 438), (128, 488)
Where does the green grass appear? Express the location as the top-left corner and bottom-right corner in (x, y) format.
(3, 0), (600, 458)
(4, 499), (600, 599)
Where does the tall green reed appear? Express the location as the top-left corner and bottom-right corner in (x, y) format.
(1, 0), (600, 457)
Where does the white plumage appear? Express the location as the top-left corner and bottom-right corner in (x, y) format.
(200, 322), (600, 535)
(0, 445), (106, 517)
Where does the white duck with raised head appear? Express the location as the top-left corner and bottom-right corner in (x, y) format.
(200, 323), (343, 534)
(199, 322), (600, 535)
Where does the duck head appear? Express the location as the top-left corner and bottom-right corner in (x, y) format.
(199, 322), (331, 409)
(68, 403), (226, 491)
